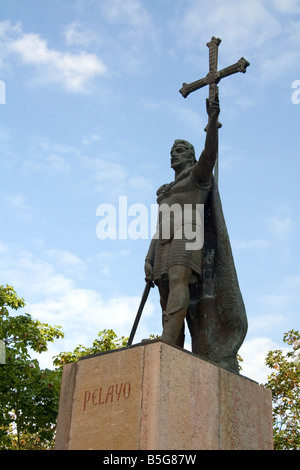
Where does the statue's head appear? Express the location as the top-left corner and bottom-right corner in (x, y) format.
(170, 139), (196, 172)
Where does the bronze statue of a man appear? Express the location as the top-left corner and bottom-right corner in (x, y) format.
(144, 95), (247, 374)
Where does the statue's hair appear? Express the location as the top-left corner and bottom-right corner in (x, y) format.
(172, 139), (196, 164)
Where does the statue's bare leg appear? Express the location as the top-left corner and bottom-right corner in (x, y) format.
(160, 265), (192, 346)
(157, 277), (184, 347)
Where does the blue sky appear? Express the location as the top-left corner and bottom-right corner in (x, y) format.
(1, 0), (299, 383)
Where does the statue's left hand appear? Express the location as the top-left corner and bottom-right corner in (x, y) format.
(144, 260), (153, 282)
(206, 93), (220, 120)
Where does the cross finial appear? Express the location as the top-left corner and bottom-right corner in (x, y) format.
(179, 37), (250, 100)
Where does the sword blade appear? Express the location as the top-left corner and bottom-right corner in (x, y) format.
(127, 280), (154, 346)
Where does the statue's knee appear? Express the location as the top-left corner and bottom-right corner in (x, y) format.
(168, 266), (192, 288)
(168, 270), (181, 288)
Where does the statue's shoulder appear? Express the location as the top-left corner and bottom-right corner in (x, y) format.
(156, 167), (194, 198)
(156, 183), (169, 196)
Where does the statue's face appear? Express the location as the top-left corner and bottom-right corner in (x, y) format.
(170, 145), (192, 171)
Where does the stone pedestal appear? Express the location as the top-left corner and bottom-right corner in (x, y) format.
(55, 341), (273, 450)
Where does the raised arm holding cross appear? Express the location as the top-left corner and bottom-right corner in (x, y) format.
(179, 36), (250, 183)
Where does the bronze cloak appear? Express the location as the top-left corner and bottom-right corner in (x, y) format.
(187, 177), (248, 374)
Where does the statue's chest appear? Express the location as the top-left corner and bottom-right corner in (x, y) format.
(157, 174), (207, 206)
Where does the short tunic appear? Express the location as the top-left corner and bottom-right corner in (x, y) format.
(151, 165), (211, 281)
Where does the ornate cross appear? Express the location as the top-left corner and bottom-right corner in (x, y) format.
(179, 36), (250, 101)
(179, 36), (250, 184)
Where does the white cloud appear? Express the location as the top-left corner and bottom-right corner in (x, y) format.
(239, 336), (280, 384)
(250, 311), (287, 333)
(0, 21), (107, 92)
(250, 275), (300, 338)
(63, 21), (99, 47)
(3, 193), (34, 221)
(79, 153), (127, 183)
(66, 0), (160, 74)
(0, 241), (157, 369)
(0, 20), (23, 38)
(171, 0), (300, 85)
(9, 32), (106, 92)
(32, 137), (76, 155)
(172, 0), (279, 54)
(233, 238), (270, 251)
(260, 48), (300, 83)
(46, 154), (71, 175)
(23, 137), (74, 175)
(21, 135), (154, 201)
(266, 207), (295, 240)
(0, 126), (10, 142)
(98, 0), (159, 73)
(0, 237), (293, 376)
(45, 249), (86, 273)
(141, 98), (207, 135)
(81, 133), (102, 145)
(27, 136), (127, 186)
(272, 0), (300, 14)
(128, 176), (154, 194)
(0, 20), (22, 70)
(102, 0), (154, 34)
(32, 290), (156, 369)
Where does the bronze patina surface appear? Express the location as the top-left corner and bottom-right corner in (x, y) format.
(144, 37), (250, 374)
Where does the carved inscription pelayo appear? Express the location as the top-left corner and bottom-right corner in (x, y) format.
(83, 382), (131, 410)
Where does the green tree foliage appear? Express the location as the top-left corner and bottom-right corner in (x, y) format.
(0, 285), (64, 450)
(53, 329), (128, 368)
(2, 284), (299, 451)
(264, 330), (300, 450)
(1, 286), (128, 451)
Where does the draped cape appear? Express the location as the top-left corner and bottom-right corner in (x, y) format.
(187, 177), (248, 374)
